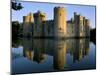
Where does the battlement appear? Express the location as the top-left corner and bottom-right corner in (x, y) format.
(23, 12), (34, 23)
(34, 10), (46, 17)
(23, 6), (90, 38)
(54, 7), (66, 11)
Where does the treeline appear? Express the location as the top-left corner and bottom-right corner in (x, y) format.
(90, 28), (96, 44)
(12, 21), (23, 40)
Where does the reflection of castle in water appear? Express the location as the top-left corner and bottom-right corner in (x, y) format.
(22, 38), (89, 70)
(23, 38), (46, 63)
(72, 39), (89, 62)
(53, 40), (67, 70)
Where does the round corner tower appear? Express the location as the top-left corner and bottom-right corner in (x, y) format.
(23, 13), (34, 37)
(23, 13), (34, 23)
(23, 16), (29, 23)
(33, 11), (46, 37)
(54, 7), (67, 38)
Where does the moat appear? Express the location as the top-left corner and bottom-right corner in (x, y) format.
(12, 38), (96, 74)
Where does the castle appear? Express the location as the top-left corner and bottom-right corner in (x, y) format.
(23, 7), (90, 38)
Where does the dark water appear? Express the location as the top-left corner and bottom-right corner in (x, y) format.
(12, 38), (96, 74)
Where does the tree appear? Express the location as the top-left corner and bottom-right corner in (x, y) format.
(12, 21), (20, 39)
(11, 1), (23, 11)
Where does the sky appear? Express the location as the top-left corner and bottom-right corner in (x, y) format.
(12, 1), (96, 28)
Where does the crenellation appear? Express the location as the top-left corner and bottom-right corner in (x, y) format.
(23, 7), (90, 38)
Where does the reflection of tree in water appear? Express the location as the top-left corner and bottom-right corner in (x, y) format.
(12, 38), (23, 60)
(90, 38), (96, 45)
(12, 38), (22, 47)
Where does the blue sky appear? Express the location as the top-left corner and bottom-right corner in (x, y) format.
(12, 1), (96, 28)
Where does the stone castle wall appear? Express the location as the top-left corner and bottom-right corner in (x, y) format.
(23, 7), (90, 38)
(54, 7), (67, 38)
(33, 11), (46, 37)
(23, 13), (34, 37)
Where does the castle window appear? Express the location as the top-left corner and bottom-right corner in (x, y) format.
(59, 28), (62, 30)
(60, 13), (61, 16)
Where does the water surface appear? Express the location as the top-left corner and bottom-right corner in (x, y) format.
(12, 38), (96, 74)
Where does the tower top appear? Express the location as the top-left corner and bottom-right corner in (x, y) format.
(54, 7), (65, 11)
(34, 10), (46, 17)
(74, 12), (77, 15)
